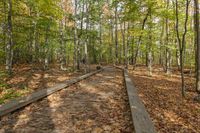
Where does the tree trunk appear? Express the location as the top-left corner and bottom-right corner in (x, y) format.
(194, 0), (200, 99)
(3, 0), (7, 62)
(59, 21), (66, 70)
(76, 0), (85, 70)
(175, 0), (190, 97)
(109, 19), (114, 63)
(98, 1), (103, 65)
(148, 10), (153, 76)
(159, 19), (165, 67)
(126, 22), (130, 69)
(165, 0), (171, 74)
(114, 5), (118, 64)
(6, 0), (13, 75)
(44, 25), (50, 70)
(84, 1), (89, 73)
(73, 0), (78, 71)
(133, 12), (149, 68)
(60, 0), (67, 70)
(120, 21), (126, 67)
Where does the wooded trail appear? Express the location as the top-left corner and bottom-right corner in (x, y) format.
(1, 0), (200, 132)
(0, 68), (134, 133)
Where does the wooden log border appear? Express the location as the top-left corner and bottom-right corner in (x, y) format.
(114, 66), (156, 133)
(0, 69), (103, 117)
(124, 69), (156, 133)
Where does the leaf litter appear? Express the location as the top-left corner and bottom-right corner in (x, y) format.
(129, 66), (200, 133)
(0, 68), (134, 133)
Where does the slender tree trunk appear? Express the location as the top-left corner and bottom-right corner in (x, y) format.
(148, 10), (153, 76)
(59, 21), (66, 70)
(176, 48), (181, 70)
(44, 25), (50, 70)
(84, 1), (89, 73)
(189, 11), (194, 76)
(194, 0), (200, 99)
(126, 22), (130, 69)
(3, 0), (7, 57)
(159, 19), (165, 67)
(28, 8), (33, 63)
(194, 5), (198, 76)
(131, 36), (134, 65)
(133, 12), (149, 68)
(60, 0), (66, 70)
(32, 20), (37, 63)
(165, 0), (171, 74)
(114, 5), (118, 64)
(120, 21), (126, 66)
(6, 0), (13, 75)
(73, 0), (78, 70)
(109, 19), (114, 63)
(76, 0), (85, 70)
(99, 9), (102, 65)
(175, 0), (190, 97)
(146, 43), (148, 67)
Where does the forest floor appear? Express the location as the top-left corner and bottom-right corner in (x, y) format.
(129, 66), (200, 133)
(0, 67), (134, 133)
(0, 64), (96, 105)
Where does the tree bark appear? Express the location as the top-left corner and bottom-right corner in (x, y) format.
(44, 25), (50, 70)
(114, 4), (118, 64)
(73, 0), (78, 70)
(175, 0), (190, 97)
(84, 1), (89, 73)
(60, 0), (67, 70)
(3, 0), (7, 58)
(120, 21), (126, 67)
(148, 9), (153, 76)
(194, 0), (200, 98)
(6, 0), (13, 75)
(165, 0), (171, 74)
(133, 12), (149, 68)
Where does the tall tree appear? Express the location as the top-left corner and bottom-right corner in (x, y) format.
(59, 0), (67, 70)
(194, 0), (200, 100)
(175, 0), (190, 97)
(6, 0), (13, 75)
(147, 6), (153, 76)
(114, 2), (119, 64)
(73, 0), (78, 70)
(165, 0), (171, 74)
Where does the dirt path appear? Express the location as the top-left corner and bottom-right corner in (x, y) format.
(0, 67), (134, 133)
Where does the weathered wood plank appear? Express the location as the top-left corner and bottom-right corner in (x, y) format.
(0, 69), (103, 117)
(113, 65), (125, 70)
(124, 69), (156, 133)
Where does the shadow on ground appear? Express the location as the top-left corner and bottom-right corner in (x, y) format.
(0, 68), (134, 133)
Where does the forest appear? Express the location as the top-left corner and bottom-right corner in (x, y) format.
(0, 0), (200, 132)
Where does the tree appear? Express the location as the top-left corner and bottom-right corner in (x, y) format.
(194, 0), (200, 100)
(174, 0), (190, 97)
(0, 0), (199, 99)
(165, 0), (171, 74)
(114, 2), (119, 64)
(6, 0), (13, 75)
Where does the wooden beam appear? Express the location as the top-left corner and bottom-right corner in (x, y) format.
(113, 65), (125, 70)
(124, 69), (156, 133)
(0, 69), (103, 117)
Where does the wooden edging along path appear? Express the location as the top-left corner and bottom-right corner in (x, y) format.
(1, 66), (156, 133)
(0, 68), (103, 117)
(115, 65), (156, 133)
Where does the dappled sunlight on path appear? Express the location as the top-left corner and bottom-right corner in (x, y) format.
(0, 68), (134, 133)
